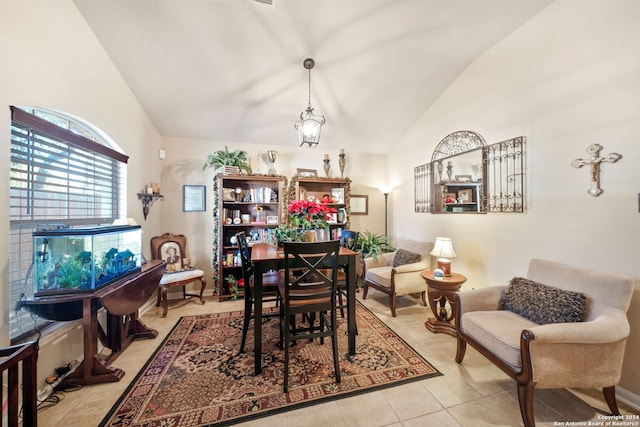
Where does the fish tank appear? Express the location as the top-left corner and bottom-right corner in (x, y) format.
(33, 224), (142, 296)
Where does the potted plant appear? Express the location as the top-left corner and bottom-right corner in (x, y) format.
(203, 146), (252, 174)
(274, 225), (303, 245)
(287, 200), (336, 242)
(357, 230), (395, 260)
(225, 274), (239, 300)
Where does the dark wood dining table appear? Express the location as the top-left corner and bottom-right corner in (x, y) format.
(250, 243), (359, 375)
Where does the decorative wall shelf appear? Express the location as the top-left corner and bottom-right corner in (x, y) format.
(137, 193), (164, 220)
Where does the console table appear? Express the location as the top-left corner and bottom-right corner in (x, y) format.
(22, 260), (165, 386)
(421, 269), (467, 337)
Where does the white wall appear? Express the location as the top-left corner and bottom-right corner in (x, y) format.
(388, 0), (640, 401)
(0, 0), (163, 385)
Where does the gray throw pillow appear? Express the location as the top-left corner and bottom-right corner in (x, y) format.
(501, 277), (587, 324)
(392, 249), (421, 267)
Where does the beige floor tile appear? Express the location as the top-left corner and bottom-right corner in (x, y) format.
(336, 391), (400, 427)
(401, 409), (462, 427)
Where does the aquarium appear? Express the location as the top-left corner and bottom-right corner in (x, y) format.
(33, 224), (142, 296)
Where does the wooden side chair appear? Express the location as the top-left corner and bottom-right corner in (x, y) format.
(0, 341), (38, 427)
(150, 233), (206, 317)
(278, 240), (341, 393)
(236, 231), (284, 353)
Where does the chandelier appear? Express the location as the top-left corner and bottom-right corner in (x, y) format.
(295, 58), (325, 148)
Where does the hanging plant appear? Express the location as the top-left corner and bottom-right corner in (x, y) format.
(203, 146), (252, 174)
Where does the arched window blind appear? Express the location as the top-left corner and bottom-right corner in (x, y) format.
(9, 106), (128, 340)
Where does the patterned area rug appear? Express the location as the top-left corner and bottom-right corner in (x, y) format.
(100, 301), (441, 426)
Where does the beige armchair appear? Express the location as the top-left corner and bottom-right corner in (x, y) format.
(362, 249), (429, 317)
(455, 259), (634, 427)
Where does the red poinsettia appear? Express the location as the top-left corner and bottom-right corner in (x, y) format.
(288, 200), (336, 230)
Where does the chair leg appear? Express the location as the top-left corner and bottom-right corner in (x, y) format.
(240, 292), (252, 353)
(331, 312), (341, 384)
(455, 336), (467, 363)
(517, 382), (536, 427)
(338, 290), (345, 318)
(390, 293), (397, 317)
(362, 283), (369, 299)
(603, 386), (620, 415)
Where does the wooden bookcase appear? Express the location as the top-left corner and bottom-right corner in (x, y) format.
(288, 176), (352, 237)
(213, 174), (286, 300)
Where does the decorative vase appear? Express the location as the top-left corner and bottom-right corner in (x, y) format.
(323, 158), (330, 177)
(338, 152), (346, 177)
(316, 228), (329, 242)
(304, 230), (316, 242)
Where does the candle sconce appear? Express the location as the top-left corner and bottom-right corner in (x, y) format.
(137, 192), (164, 220)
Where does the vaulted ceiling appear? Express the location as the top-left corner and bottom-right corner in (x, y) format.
(73, 0), (553, 154)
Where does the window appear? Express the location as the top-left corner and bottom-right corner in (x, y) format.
(9, 106), (128, 340)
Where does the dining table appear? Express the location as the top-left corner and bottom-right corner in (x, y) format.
(250, 243), (359, 375)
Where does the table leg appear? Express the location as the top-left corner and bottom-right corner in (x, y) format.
(347, 254), (356, 355)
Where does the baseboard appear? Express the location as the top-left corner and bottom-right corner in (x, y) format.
(617, 386), (640, 412)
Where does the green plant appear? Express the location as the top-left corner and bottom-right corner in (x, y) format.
(274, 225), (304, 243)
(357, 230), (395, 260)
(203, 146), (252, 174)
(225, 274), (239, 300)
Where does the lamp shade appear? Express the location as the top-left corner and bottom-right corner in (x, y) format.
(430, 237), (457, 259)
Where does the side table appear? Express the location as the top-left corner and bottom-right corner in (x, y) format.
(421, 270), (467, 337)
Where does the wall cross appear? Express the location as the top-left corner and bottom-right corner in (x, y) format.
(570, 143), (621, 197)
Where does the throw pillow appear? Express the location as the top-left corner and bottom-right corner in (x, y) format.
(501, 277), (587, 324)
(392, 249), (422, 267)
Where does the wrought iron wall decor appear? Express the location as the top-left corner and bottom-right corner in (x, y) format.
(486, 137), (526, 212)
(414, 131), (526, 214)
(570, 144), (621, 197)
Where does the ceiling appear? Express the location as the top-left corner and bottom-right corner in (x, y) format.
(73, 0), (553, 154)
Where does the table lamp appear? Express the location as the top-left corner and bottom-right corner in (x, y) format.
(430, 237), (457, 276)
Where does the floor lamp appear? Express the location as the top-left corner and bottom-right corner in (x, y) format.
(380, 187), (393, 236)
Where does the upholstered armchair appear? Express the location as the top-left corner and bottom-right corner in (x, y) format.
(362, 249), (429, 317)
(455, 259), (634, 427)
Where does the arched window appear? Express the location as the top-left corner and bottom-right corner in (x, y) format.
(9, 106), (128, 340)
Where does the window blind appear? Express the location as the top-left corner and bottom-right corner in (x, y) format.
(9, 106), (127, 340)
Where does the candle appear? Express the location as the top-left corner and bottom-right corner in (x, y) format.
(447, 161), (452, 167)
(324, 153), (329, 160)
(340, 148), (345, 154)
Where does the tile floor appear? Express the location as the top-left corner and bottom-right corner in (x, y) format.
(38, 290), (635, 427)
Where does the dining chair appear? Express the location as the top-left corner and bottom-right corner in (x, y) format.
(236, 232), (284, 354)
(150, 233), (206, 317)
(336, 229), (359, 317)
(278, 240), (341, 393)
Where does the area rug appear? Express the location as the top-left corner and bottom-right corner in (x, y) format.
(99, 301), (441, 426)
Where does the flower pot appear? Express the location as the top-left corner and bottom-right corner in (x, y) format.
(304, 231), (316, 242)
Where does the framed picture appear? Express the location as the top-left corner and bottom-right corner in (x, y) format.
(444, 192), (456, 203)
(458, 189), (473, 202)
(222, 188), (236, 201)
(455, 175), (473, 183)
(183, 185), (206, 212)
(266, 215), (278, 224)
(331, 187), (345, 203)
(297, 168), (318, 178)
(350, 194), (368, 215)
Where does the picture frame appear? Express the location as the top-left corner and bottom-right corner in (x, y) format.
(455, 175), (473, 183)
(331, 187), (345, 203)
(266, 215), (279, 224)
(183, 185), (206, 212)
(350, 194), (368, 215)
(222, 188), (236, 201)
(458, 189), (473, 202)
(297, 168), (318, 178)
(445, 192), (456, 202)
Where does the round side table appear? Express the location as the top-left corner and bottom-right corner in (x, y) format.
(421, 270), (467, 337)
